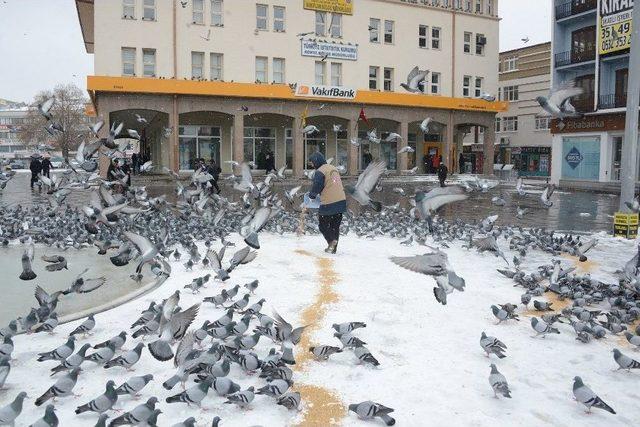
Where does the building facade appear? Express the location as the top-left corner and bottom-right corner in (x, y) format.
(0, 104), (29, 159)
(550, 0), (633, 188)
(76, 0), (506, 176)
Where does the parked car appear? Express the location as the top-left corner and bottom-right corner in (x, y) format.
(8, 160), (26, 170)
(50, 156), (65, 168)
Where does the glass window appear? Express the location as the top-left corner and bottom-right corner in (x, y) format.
(504, 56), (518, 71)
(383, 67), (394, 92)
(503, 85), (518, 101)
(315, 61), (326, 85)
(274, 6), (285, 31)
(419, 25), (428, 48)
(462, 75), (471, 97)
(244, 127), (276, 168)
(210, 53), (223, 80)
(431, 72), (441, 94)
(487, 0), (493, 15)
(122, 47), (136, 76)
(369, 66), (379, 90)
(315, 12), (326, 36)
(475, 77), (483, 97)
(305, 130), (327, 166)
(369, 18), (380, 42)
(475, 0), (482, 13)
(142, 49), (156, 77)
(495, 117), (501, 132)
(464, 32), (472, 53)
(432, 27), (441, 49)
(476, 33), (485, 55)
(256, 4), (268, 30)
(255, 56), (268, 82)
(535, 117), (550, 130)
(503, 116), (518, 132)
(191, 51), (204, 78)
(384, 20), (394, 44)
(273, 58), (285, 83)
(143, 0), (155, 20)
(123, 0), (135, 19)
(179, 126), (221, 170)
(465, 0), (472, 11)
(336, 130), (348, 168)
(330, 13), (342, 37)
(285, 128), (293, 169)
(331, 62), (342, 86)
(193, 0), (204, 24)
(211, 0), (223, 26)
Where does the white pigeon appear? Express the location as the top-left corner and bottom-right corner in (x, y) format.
(419, 117), (432, 133)
(386, 132), (402, 142)
(479, 92), (496, 102)
(401, 66), (429, 92)
(536, 80), (584, 119)
(135, 114), (148, 124)
(540, 184), (555, 207)
(350, 138), (360, 147)
(397, 146), (415, 154)
(127, 129), (141, 140)
(139, 161), (154, 173)
(367, 129), (381, 144)
(302, 125), (319, 135)
(332, 124), (342, 132)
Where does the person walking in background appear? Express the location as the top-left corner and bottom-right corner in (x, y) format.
(208, 158), (222, 194)
(437, 159), (448, 188)
(363, 149), (373, 169)
(41, 155), (51, 178)
(307, 152), (347, 254)
(459, 152), (465, 174)
(29, 155), (42, 190)
(432, 153), (440, 172)
(107, 158), (120, 182)
(131, 152), (139, 174)
(265, 150), (276, 173)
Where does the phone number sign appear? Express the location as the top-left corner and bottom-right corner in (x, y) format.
(599, 1), (633, 55)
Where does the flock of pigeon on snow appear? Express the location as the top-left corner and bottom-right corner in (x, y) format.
(0, 93), (639, 425)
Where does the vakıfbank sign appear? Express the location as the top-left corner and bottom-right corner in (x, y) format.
(599, 0), (634, 55)
(303, 0), (354, 15)
(295, 85), (357, 100)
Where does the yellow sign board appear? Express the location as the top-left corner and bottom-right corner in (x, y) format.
(599, 1), (633, 55)
(303, 0), (354, 15)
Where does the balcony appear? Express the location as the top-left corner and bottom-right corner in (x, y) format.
(554, 47), (596, 67)
(599, 93), (627, 109)
(555, 0), (597, 20)
(571, 95), (595, 113)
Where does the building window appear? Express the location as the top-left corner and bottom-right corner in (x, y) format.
(474, 77), (483, 97)
(502, 116), (518, 132)
(462, 75), (471, 97)
(211, 0), (223, 26)
(464, 32), (472, 53)
(330, 13), (342, 37)
(503, 85), (518, 101)
(244, 127), (276, 166)
(432, 27), (441, 49)
(419, 25), (429, 48)
(475, 0), (482, 13)
(255, 56), (268, 83)
(122, 0), (135, 19)
(465, 0), (472, 12)
(383, 68), (394, 91)
(179, 125), (221, 170)
(369, 66), (379, 90)
(495, 117), (501, 132)
(535, 117), (550, 130)
(210, 53), (223, 80)
(504, 56), (518, 71)
(285, 128), (293, 169)
(191, 51), (204, 78)
(273, 58), (285, 83)
(122, 47), (136, 76)
(142, 49), (156, 77)
(384, 20), (394, 44)
(476, 33), (486, 55)
(487, 0), (493, 15)
(273, 6), (285, 32)
(331, 62), (342, 86)
(315, 61), (326, 85)
(193, 0), (204, 24)
(369, 18), (380, 42)
(143, 0), (155, 20)
(431, 72), (441, 94)
(315, 11), (326, 36)
(256, 4), (268, 30)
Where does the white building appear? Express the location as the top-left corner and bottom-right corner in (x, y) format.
(76, 0), (506, 176)
(0, 104), (29, 159)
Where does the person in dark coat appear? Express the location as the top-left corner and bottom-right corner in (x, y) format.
(362, 149), (373, 169)
(265, 150), (276, 173)
(208, 158), (222, 194)
(459, 152), (465, 174)
(131, 152), (139, 174)
(308, 152), (347, 254)
(41, 156), (52, 178)
(29, 157), (42, 189)
(437, 159), (448, 188)
(107, 159), (120, 182)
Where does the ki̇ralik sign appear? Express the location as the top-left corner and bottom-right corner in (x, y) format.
(303, 0), (353, 15)
(600, 0), (634, 55)
(301, 39), (358, 61)
(295, 84), (357, 100)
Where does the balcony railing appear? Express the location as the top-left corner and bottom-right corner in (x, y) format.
(554, 47), (596, 67)
(555, 0), (597, 20)
(599, 93), (627, 109)
(571, 95), (595, 113)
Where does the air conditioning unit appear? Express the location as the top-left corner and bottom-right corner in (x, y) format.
(500, 137), (511, 145)
(477, 36), (487, 45)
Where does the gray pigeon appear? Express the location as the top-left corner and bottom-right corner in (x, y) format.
(115, 374), (154, 397)
(0, 358), (9, 389)
(256, 379), (292, 397)
(277, 392), (301, 410)
(50, 344), (90, 375)
(354, 345), (380, 366)
(612, 348), (640, 371)
(70, 315), (95, 336)
(37, 336), (75, 362)
(624, 332), (640, 349)
(332, 322), (366, 334)
(530, 317), (559, 338)
(75, 380), (118, 414)
(28, 404), (58, 427)
(491, 305), (519, 323)
(536, 81), (584, 119)
(211, 377), (241, 396)
(348, 401), (395, 426)
(94, 414), (108, 427)
(108, 396), (158, 426)
(35, 368), (80, 406)
(85, 342), (116, 365)
(309, 345), (342, 360)
(572, 376), (615, 414)
(0, 391), (27, 426)
(224, 386), (255, 408)
(171, 417), (195, 427)
(104, 343), (144, 370)
(488, 364), (511, 398)
(480, 332), (507, 359)
(165, 378), (212, 408)
(94, 331), (127, 350)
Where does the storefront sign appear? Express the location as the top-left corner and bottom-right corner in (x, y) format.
(471, 144), (484, 152)
(565, 146), (584, 169)
(295, 84), (357, 100)
(301, 40), (358, 61)
(551, 113), (626, 134)
(599, 0), (634, 55)
(303, 0), (353, 15)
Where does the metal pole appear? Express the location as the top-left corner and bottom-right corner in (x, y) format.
(620, 4), (640, 211)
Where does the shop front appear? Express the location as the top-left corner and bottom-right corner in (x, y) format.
(462, 144), (484, 174)
(511, 146), (551, 177)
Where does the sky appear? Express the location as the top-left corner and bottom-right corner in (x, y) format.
(0, 0), (552, 103)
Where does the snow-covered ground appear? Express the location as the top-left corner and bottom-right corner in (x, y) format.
(3, 232), (639, 426)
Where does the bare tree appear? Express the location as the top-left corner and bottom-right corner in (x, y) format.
(19, 83), (90, 158)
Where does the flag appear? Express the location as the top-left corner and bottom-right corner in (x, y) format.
(300, 104), (309, 129)
(358, 107), (369, 125)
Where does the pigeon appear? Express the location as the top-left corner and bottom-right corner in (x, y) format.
(612, 348), (640, 371)
(50, 344), (91, 375)
(537, 81), (584, 119)
(0, 358), (9, 389)
(224, 386), (255, 408)
(572, 376), (615, 414)
(491, 305), (519, 323)
(623, 332), (640, 349)
(108, 396), (158, 426)
(37, 336), (75, 362)
(541, 184), (555, 207)
(34, 314), (59, 334)
(70, 315), (96, 336)
(302, 125), (319, 135)
(148, 303), (199, 362)
(0, 337), (12, 359)
(75, 380), (118, 414)
(85, 343), (116, 365)
(354, 345), (380, 366)
(41, 255), (68, 272)
(345, 161), (386, 212)
(171, 417), (196, 427)
(165, 378), (213, 408)
(115, 374), (154, 398)
(104, 343), (144, 370)
(0, 392), (27, 426)
(401, 66), (429, 92)
(397, 146), (415, 154)
(348, 401), (395, 426)
(38, 98), (55, 120)
(309, 345), (343, 360)
(19, 250), (37, 280)
(35, 368), (80, 406)
(277, 392), (301, 411)
(533, 300), (553, 311)
(488, 364), (511, 398)
(419, 117), (432, 133)
(530, 317), (560, 337)
(211, 377), (241, 397)
(256, 379), (292, 397)
(28, 404), (58, 427)
(94, 331), (127, 350)
(480, 332), (507, 359)
(479, 92), (496, 102)
(332, 322), (366, 334)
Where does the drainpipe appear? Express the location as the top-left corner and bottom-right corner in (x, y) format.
(451, 9), (456, 96)
(173, 0), (177, 79)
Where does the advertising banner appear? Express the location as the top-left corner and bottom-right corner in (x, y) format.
(303, 0), (354, 15)
(301, 39), (358, 61)
(599, 0), (634, 55)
